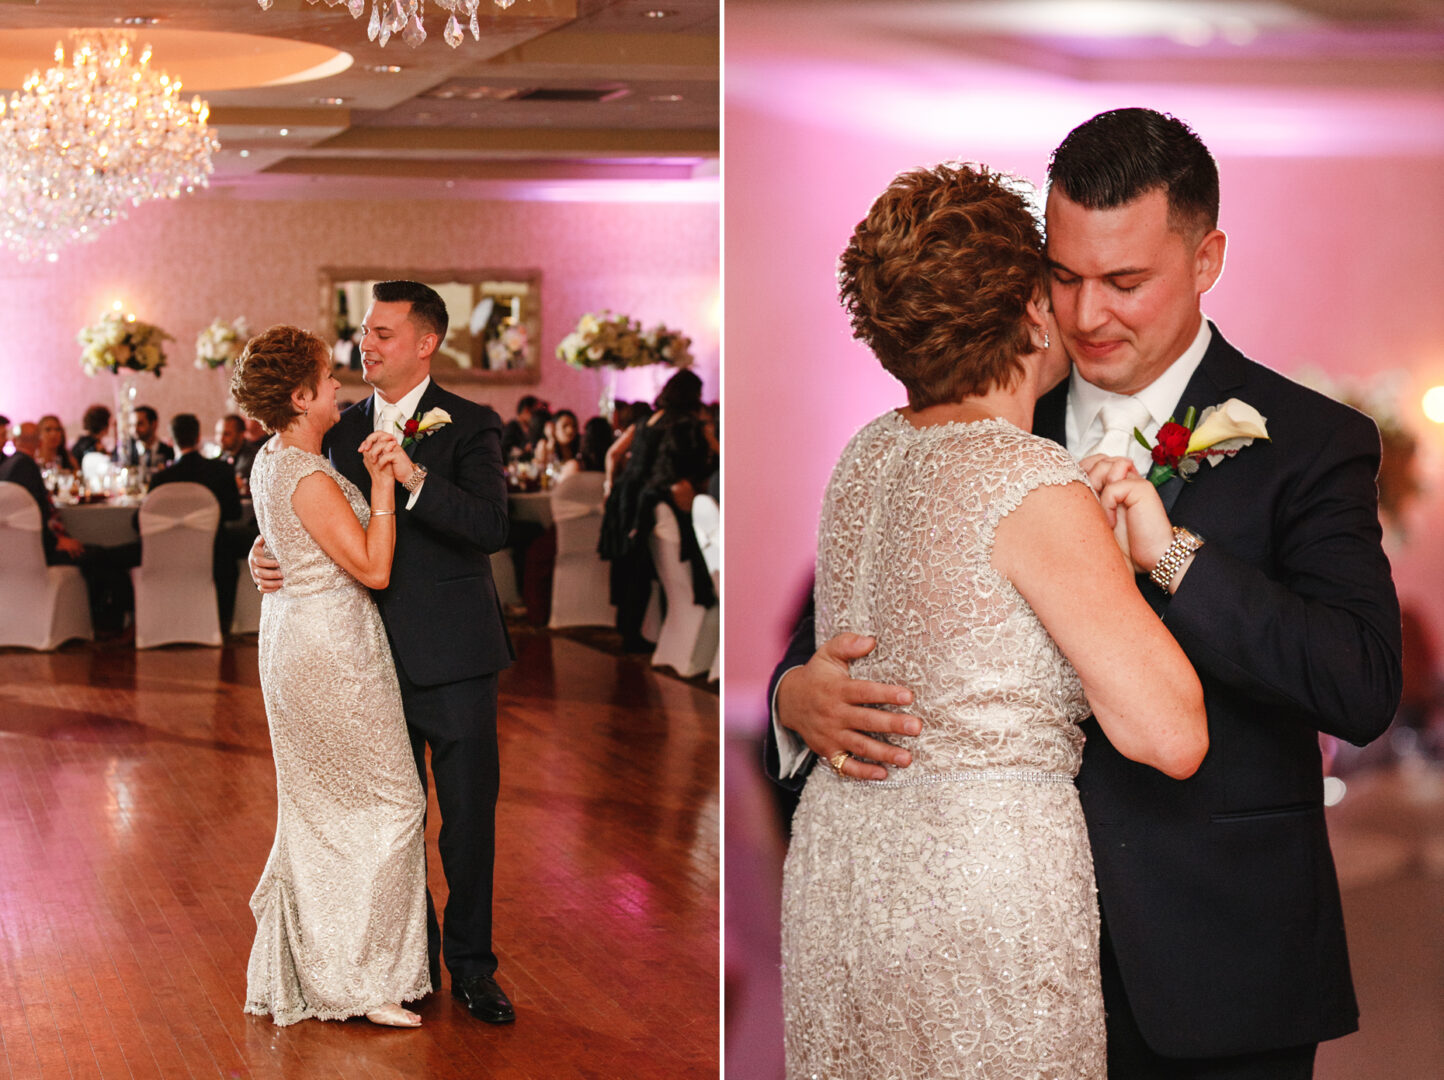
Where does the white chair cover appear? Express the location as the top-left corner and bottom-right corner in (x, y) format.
(548, 471), (616, 629)
(689, 495), (721, 680)
(230, 558), (262, 635)
(647, 502), (719, 678)
(130, 482), (222, 648)
(0, 482), (93, 650)
(691, 494), (720, 576)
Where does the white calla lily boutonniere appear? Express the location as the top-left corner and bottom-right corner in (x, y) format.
(398, 407), (452, 450)
(1134, 397), (1270, 487)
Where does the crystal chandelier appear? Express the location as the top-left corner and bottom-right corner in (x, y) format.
(0, 31), (219, 262)
(258, 0), (520, 49)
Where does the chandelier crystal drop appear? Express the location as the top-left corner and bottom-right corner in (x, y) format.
(273, 0), (518, 48)
(0, 31), (219, 261)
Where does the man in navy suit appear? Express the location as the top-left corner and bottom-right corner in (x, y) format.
(149, 413), (244, 627)
(252, 281), (515, 1023)
(766, 110), (1401, 1078)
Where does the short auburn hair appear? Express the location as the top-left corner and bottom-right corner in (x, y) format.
(838, 163), (1045, 409)
(230, 325), (330, 434)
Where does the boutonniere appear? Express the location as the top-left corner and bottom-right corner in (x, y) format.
(398, 407), (452, 450)
(1134, 398), (1270, 487)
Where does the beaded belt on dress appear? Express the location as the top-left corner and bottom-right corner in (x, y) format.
(832, 767), (1074, 789)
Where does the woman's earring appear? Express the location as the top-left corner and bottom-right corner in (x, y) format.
(1043, 331), (1051, 349)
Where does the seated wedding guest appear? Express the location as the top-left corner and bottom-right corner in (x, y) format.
(0, 425), (85, 564)
(599, 370), (711, 651)
(243, 415), (267, 446)
(216, 413), (259, 493)
(544, 409), (583, 475)
(610, 401), (632, 434)
(0, 414), (9, 454)
(501, 394), (543, 462)
(149, 413), (245, 629)
(524, 404), (553, 467)
(118, 405), (175, 472)
(71, 404), (112, 461)
(36, 415), (79, 471)
(578, 416), (615, 475)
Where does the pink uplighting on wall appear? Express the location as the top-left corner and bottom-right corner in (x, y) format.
(724, 6), (1444, 733)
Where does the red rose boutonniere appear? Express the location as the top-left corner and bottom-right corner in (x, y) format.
(1134, 398), (1270, 487)
(396, 406), (451, 450)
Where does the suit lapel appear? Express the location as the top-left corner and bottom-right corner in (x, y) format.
(1159, 325), (1249, 513)
(1033, 381), (1068, 447)
(328, 397), (373, 486)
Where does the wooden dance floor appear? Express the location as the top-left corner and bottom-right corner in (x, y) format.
(0, 630), (719, 1079)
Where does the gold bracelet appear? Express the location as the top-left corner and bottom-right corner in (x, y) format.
(1149, 526), (1204, 591)
(370, 508), (396, 517)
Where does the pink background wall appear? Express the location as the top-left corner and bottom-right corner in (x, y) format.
(724, 25), (1444, 732)
(0, 192), (719, 438)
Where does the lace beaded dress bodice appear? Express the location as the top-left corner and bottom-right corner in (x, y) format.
(781, 413), (1105, 1079)
(244, 441), (430, 1025)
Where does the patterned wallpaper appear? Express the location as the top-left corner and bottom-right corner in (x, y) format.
(0, 193), (719, 436)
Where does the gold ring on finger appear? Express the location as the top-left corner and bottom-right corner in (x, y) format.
(828, 750), (851, 774)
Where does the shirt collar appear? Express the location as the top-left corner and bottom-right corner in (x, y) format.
(373, 375), (431, 430)
(1067, 317), (1212, 446)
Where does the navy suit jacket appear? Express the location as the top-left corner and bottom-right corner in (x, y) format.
(149, 451), (242, 524)
(323, 381), (513, 689)
(765, 325), (1402, 1057)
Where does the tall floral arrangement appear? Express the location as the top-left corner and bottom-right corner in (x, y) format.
(78, 311), (172, 376)
(195, 316), (251, 370)
(557, 311), (693, 370)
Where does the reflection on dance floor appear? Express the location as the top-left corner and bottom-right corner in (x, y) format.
(0, 631), (719, 1079)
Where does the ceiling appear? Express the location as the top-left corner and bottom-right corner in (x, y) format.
(0, 0), (718, 199)
(728, 0), (1444, 158)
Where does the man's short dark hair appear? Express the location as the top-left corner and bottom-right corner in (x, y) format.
(1048, 108), (1219, 239)
(170, 413), (200, 450)
(372, 280), (449, 341)
(517, 395), (541, 415)
(135, 405), (158, 425)
(222, 413), (246, 433)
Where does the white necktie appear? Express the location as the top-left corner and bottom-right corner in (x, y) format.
(1086, 397), (1153, 468)
(376, 400), (401, 434)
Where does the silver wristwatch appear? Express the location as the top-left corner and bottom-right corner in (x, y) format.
(402, 463), (428, 494)
(1149, 526), (1204, 591)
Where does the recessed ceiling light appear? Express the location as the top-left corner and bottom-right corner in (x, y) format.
(278, 128), (290, 136)
(114, 16), (163, 26)
(313, 96), (347, 106)
(365, 64), (405, 74)
(650, 94), (684, 103)
(644, 10), (676, 18)
(239, 150), (251, 158)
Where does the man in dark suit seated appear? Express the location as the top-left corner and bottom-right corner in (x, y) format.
(118, 405), (175, 472)
(149, 413), (244, 628)
(215, 413), (259, 494)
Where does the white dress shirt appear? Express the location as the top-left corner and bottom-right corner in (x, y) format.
(771, 318), (1215, 778)
(1065, 319), (1211, 466)
(373, 375), (431, 509)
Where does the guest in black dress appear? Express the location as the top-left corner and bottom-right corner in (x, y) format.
(598, 370), (711, 651)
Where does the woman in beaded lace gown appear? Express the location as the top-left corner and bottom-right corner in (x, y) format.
(780, 165), (1208, 1079)
(231, 326), (431, 1029)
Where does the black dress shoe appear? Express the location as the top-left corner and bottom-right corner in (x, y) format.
(451, 974), (515, 1024)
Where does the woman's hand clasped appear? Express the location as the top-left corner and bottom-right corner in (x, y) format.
(359, 431), (414, 486)
(1078, 454), (1174, 575)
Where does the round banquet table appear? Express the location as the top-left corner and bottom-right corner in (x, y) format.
(57, 499), (142, 548)
(508, 490), (554, 529)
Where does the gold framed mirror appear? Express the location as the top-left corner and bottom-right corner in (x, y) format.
(321, 268), (542, 386)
